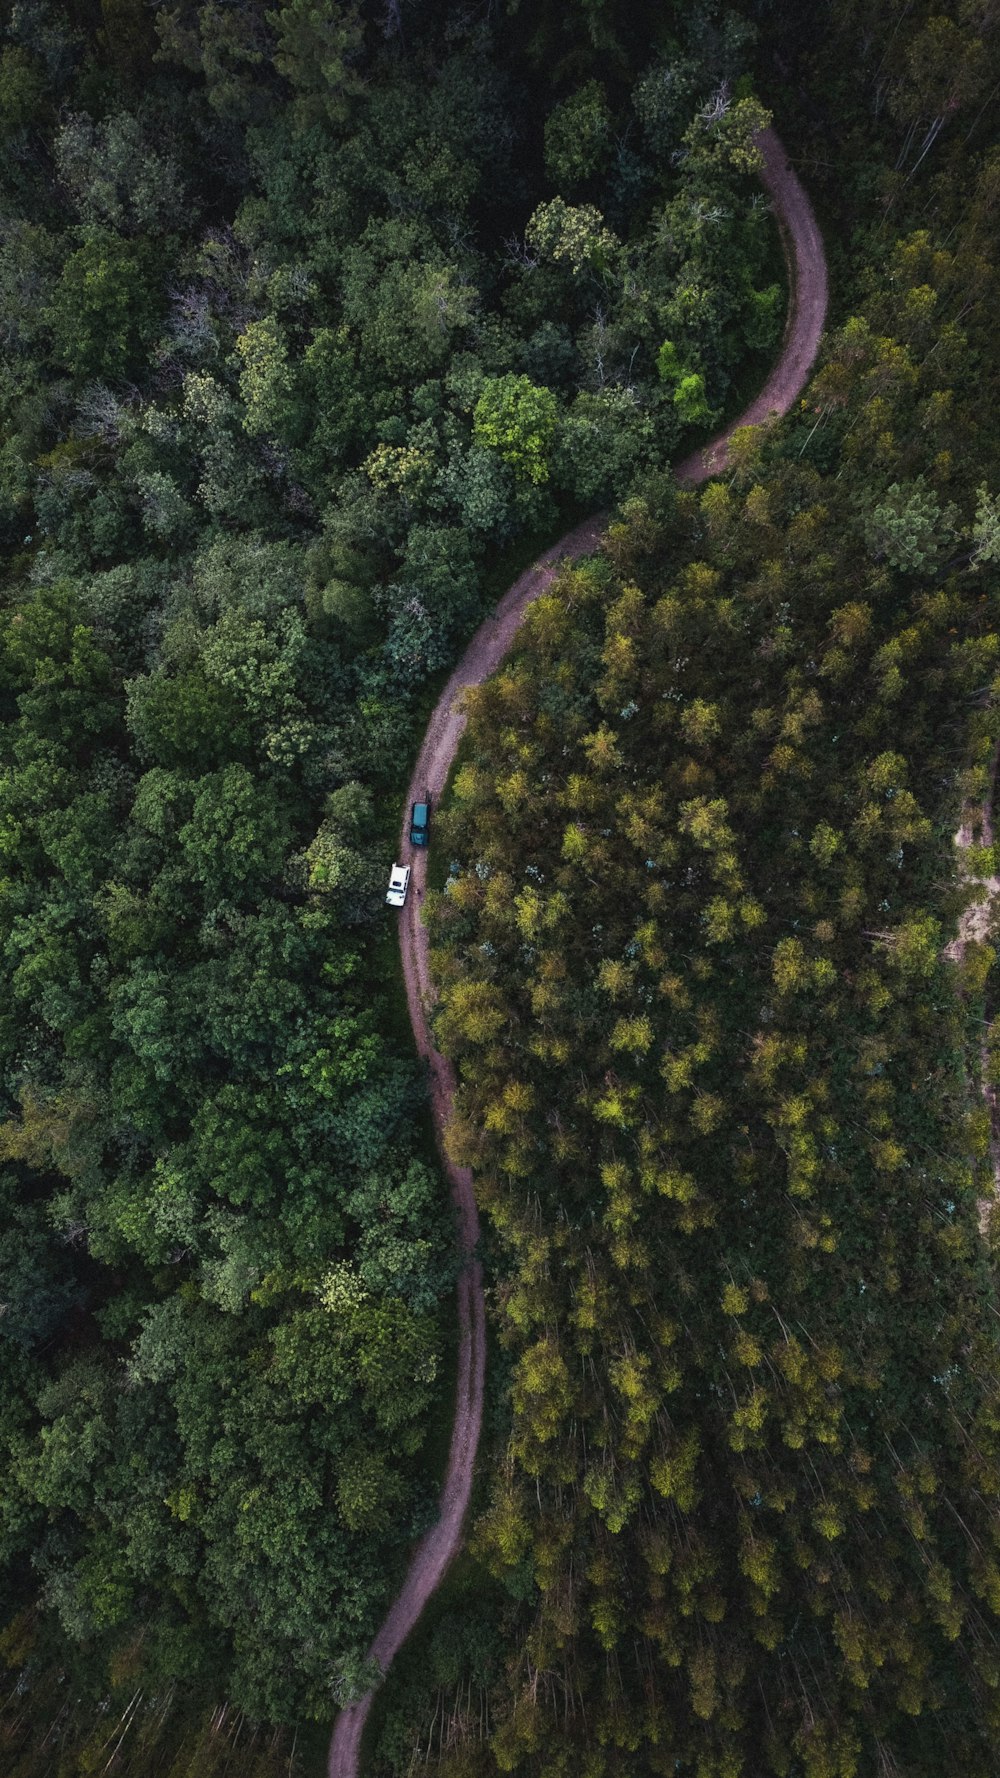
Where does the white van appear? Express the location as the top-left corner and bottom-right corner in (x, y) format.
(386, 863), (411, 908)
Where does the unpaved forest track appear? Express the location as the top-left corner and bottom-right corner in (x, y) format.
(327, 124), (828, 1778)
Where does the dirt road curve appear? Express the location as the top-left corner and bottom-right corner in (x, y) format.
(674, 127), (828, 482)
(327, 125), (827, 1778)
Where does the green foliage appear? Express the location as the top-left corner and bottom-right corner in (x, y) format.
(0, 46), (46, 138)
(54, 111), (187, 234)
(235, 317), (295, 438)
(972, 485), (1000, 566)
(863, 476), (959, 572)
(524, 195), (619, 275)
(544, 81), (611, 187)
(673, 370), (712, 424)
(44, 229), (163, 382)
(0, 557), (453, 1731)
(430, 463), (1000, 1766)
(266, 0), (364, 130)
(554, 387), (654, 504)
(655, 337), (682, 382)
(473, 375), (559, 485)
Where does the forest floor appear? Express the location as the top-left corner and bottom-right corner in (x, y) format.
(326, 122), (830, 1778)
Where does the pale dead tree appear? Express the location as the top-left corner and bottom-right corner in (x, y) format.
(894, 99), (958, 182)
(76, 382), (133, 444)
(96, 1686), (144, 1771)
(689, 199), (728, 227)
(443, 214), (475, 257)
(590, 305), (609, 388)
(274, 263), (315, 308)
(382, 0), (405, 39)
(907, 113), (949, 178)
(502, 233), (539, 272)
(873, 1735), (907, 1778)
(419, 1687), (442, 1764)
(164, 284), (218, 364)
(699, 81), (731, 127)
(893, 117), (921, 172)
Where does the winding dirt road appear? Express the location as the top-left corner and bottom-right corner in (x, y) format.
(327, 124), (827, 1778)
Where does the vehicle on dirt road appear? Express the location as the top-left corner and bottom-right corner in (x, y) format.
(410, 800), (431, 846)
(386, 863), (411, 907)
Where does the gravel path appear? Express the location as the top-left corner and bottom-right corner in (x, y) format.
(327, 124), (827, 1778)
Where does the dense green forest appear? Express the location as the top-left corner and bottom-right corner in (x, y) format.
(0, 0), (795, 1769)
(2, 0), (1000, 1774)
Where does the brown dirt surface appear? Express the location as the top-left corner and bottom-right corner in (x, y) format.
(327, 124), (828, 1778)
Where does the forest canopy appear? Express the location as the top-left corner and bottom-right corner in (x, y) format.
(2, 0), (1000, 1776)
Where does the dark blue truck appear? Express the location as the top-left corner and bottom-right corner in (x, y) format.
(409, 800), (431, 846)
